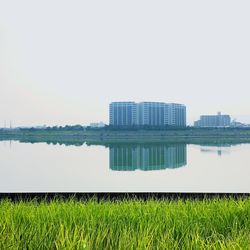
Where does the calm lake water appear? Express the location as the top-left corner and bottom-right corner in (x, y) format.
(0, 140), (250, 193)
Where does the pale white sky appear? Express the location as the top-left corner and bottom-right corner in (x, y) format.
(0, 0), (250, 127)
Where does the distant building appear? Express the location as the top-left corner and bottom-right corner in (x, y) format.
(194, 112), (231, 127)
(165, 103), (186, 127)
(89, 122), (106, 128)
(109, 102), (137, 126)
(230, 120), (250, 128)
(138, 102), (165, 126)
(109, 101), (186, 127)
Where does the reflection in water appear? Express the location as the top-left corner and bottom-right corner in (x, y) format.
(200, 146), (231, 156)
(110, 143), (187, 171)
(0, 139), (250, 193)
(1, 140), (13, 149)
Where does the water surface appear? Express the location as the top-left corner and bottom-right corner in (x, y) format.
(0, 140), (249, 193)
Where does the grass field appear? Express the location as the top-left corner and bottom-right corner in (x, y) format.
(0, 197), (250, 249)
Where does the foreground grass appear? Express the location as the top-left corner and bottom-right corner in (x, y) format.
(0, 198), (250, 249)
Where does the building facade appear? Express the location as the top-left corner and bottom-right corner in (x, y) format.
(194, 112), (231, 127)
(109, 101), (186, 127)
(165, 103), (186, 127)
(89, 122), (106, 128)
(138, 102), (165, 126)
(109, 102), (137, 126)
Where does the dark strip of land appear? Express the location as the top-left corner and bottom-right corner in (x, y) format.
(1, 127), (250, 145)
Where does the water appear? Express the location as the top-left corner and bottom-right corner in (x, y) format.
(0, 140), (250, 193)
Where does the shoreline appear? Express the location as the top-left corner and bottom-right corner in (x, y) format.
(1, 128), (250, 145)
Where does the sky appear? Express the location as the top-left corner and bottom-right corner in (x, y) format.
(0, 0), (250, 127)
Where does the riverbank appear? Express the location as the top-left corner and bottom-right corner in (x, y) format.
(0, 197), (249, 249)
(1, 127), (250, 145)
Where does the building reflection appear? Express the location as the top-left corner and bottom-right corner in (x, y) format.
(200, 145), (231, 156)
(109, 143), (187, 171)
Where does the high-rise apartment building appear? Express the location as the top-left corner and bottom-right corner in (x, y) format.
(109, 102), (137, 126)
(109, 101), (186, 127)
(165, 103), (186, 127)
(138, 102), (165, 126)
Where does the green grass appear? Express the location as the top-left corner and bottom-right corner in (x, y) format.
(0, 198), (250, 249)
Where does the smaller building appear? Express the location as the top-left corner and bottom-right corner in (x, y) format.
(89, 122), (106, 128)
(194, 112), (231, 127)
(230, 120), (250, 128)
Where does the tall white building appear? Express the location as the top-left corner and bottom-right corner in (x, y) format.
(109, 102), (137, 126)
(165, 103), (186, 127)
(109, 101), (186, 127)
(138, 102), (165, 126)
